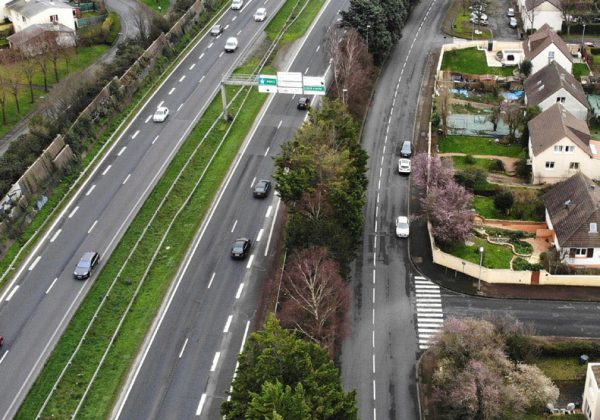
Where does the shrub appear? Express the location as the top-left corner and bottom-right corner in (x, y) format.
(494, 189), (514, 214)
(454, 168), (487, 190)
(464, 154), (476, 164)
(490, 159), (504, 172)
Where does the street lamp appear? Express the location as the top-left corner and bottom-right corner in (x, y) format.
(582, 22), (587, 46)
(342, 88), (348, 105)
(366, 24), (371, 50)
(477, 247), (484, 292)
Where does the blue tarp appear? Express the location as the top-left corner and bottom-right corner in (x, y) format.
(502, 91), (524, 101)
(451, 88), (469, 97)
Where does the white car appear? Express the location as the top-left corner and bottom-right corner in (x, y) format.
(395, 216), (410, 238)
(224, 37), (238, 52)
(470, 12), (487, 20)
(153, 106), (169, 122)
(254, 7), (267, 21)
(506, 7), (515, 17)
(231, 0), (243, 10)
(398, 158), (411, 174)
(509, 17), (517, 28)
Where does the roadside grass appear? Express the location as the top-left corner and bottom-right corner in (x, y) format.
(441, 48), (515, 76)
(573, 62), (591, 79)
(442, 235), (513, 269)
(438, 135), (524, 157)
(17, 85), (268, 418)
(451, 155), (502, 172)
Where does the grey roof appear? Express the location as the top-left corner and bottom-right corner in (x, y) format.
(523, 24), (573, 64)
(528, 103), (591, 156)
(524, 61), (590, 109)
(524, 0), (561, 11)
(6, 0), (73, 18)
(541, 173), (600, 248)
(7, 23), (74, 46)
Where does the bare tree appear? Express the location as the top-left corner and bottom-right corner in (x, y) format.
(19, 53), (38, 103)
(0, 75), (9, 125)
(132, 3), (157, 44)
(8, 73), (21, 114)
(279, 246), (350, 355)
(561, 0), (579, 35)
(33, 39), (51, 92)
(437, 75), (452, 136)
(503, 103), (523, 140)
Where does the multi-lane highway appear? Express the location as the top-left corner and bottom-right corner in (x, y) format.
(0, 0), (288, 416)
(112, 1), (345, 418)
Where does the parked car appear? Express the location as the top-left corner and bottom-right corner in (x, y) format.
(153, 106), (169, 122)
(297, 97), (310, 110)
(395, 216), (410, 238)
(400, 140), (412, 158)
(231, 0), (243, 10)
(509, 17), (518, 28)
(210, 24), (223, 36)
(470, 12), (488, 20)
(253, 179), (271, 198)
(506, 7), (515, 17)
(470, 16), (488, 25)
(231, 238), (251, 258)
(398, 158), (411, 175)
(254, 7), (267, 21)
(224, 37), (238, 52)
(74, 251), (100, 280)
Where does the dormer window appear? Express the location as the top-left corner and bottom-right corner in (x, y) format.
(548, 50), (555, 63)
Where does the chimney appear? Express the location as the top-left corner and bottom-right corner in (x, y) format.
(564, 199), (572, 210)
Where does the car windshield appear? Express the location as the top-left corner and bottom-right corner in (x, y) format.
(233, 241), (244, 251)
(397, 222), (409, 229)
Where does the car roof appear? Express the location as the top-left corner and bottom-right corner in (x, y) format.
(82, 251), (96, 260)
(396, 216), (408, 223)
(399, 158), (410, 163)
(157, 106), (167, 111)
(256, 7), (265, 12)
(227, 37), (237, 42)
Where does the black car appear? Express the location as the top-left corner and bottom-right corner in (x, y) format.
(297, 97), (310, 110)
(210, 24), (223, 36)
(74, 251), (100, 280)
(231, 238), (251, 259)
(400, 140), (413, 158)
(253, 179), (271, 198)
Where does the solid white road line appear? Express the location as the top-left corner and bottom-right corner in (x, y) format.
(208, 272), (215, 289)
(49, 229), (61, 243)
(246, 255), (254, 269)
(152, 135), (159, 145)
(122, 174), (131, 185)
(195, 393), (207, 416)
(45, 278), (58, 294)
(5, 285), (19, 302)
(102, 165), (112, 176)
(88, 220), (98, 234)
(68, 206), (79, 218)
(118, 146), (127, 156)
(85, 185), (96, 196)
(223, 315), (233, 333)
(210, 352), (220, 371)
(256, 228), (264, 242)
(168, 87), (175, 95)
(264, 198), (281, 257)
(132, 130), (140, 139)
(235, 283), (244, 299)
(178, 338), (188, 358)
(28, 256), (41, 271)
(240, 320), (250, 351)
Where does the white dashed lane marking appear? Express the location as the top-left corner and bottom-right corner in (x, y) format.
(414, 276), (444, 350)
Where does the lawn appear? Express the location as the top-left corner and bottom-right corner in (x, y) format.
(439, 135), (524, 157)
(473, 194), (545, 221)
(441, 48), (515, 76)
(535, 357), (588, 382)
(442, 235), (514, 269)
(451, 155), (502, 172)
(573, 62), (591, 79)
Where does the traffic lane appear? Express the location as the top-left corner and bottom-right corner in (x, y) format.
(443, 293), (600, 338)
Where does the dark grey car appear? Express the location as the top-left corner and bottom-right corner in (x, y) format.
(400, 140), (412, 158)
(231, 238), (251, 259)
(253, 180), (271, 198)
(74, 251), (100, 280)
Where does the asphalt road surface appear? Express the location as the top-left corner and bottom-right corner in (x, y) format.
(111, 1), (346, 418)
(0, 1), (286, 416)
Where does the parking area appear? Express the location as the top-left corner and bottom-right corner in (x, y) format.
(484, 0), (520, 40)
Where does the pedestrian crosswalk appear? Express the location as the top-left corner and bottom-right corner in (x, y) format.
(414, 276), (444, 350)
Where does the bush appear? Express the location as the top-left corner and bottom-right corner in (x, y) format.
(509, 239), (533, 255)
(591, 47), (600, 55)
(514, 157), (531, 180)
(537, 339), (600, 358)
(490, 159), (504, 172)
(494, 189), (514, 214)
(464, 154), (476, 164)
(454, 168), (487, 190)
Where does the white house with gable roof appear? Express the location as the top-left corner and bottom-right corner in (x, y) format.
(5, 0), (76, 32)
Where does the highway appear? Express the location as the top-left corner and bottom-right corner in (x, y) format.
(0, 0), (287, 416)
(112, 1), (345, 418)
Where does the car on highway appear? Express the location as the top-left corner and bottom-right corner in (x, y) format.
(398, 158), (411, 175)
(224, 37), (238, 52)
(509, 17), (518, 28)
(506, 7), (515, 17)
(231, 238), (251, 258)
(253, 179), (271, 198)
(254, 7), (267, 21)
(231, 0), (243, 9)
(153, 106), (169, 122)
(395, 216), (410, 238)
(210, 24), (223, 36)
(297, 97), (310, 110)
(400, 140), (412, 158)
(74, 251), (100, 280)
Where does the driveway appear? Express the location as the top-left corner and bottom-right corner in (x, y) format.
(484, 0), (520, 40)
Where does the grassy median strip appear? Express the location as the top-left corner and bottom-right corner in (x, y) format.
(17, 0), (327, 416)
(266, 0), (326, 45)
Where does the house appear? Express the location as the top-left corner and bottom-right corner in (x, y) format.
(1, 0), (12, 20)
(541, 173), (600, 266)
(528, 103), (600, 184)
(7, 23), (75, 55)
(583, 363), (600, 420)
(524, 61), (590, 120)
(6, 0), (76, 32)
(518, 0), (563, 32)
(523, 24), (573, 75)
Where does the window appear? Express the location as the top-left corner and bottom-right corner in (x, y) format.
(556, 97), (566, 103)
(545, 161), (555, 169)
(22, 16), (26, 22)
(554, 145), (563, 152)
(575, 248), (587, 256)
(50, 14), (58, 22)
(569, 162), (580, 169)
(565, 145), (575, 153)
(548, 50), (555, 63)
(591, 223), (598, 233)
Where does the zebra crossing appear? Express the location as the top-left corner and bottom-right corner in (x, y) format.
(414, 276), (444, 350)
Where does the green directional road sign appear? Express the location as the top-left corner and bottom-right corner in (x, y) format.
(304, 85), (325, 92)
(302, 76), (326, 96)
(258, 74), (278, 93)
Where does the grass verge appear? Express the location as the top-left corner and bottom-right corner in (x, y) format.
(439, 135), (524, 157)
(265, 0), (325, 45)
(441, 48), (515, 76)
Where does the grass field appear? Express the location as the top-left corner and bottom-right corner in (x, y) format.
(442, 235), (514, 269)
(439, 135), (524, 157)
(441, 48), (515, 76)
(573, 62), (591, 79)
